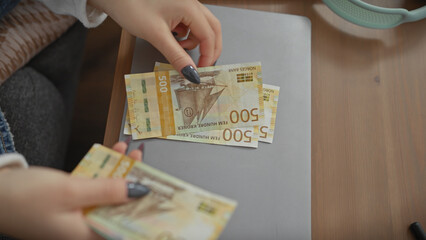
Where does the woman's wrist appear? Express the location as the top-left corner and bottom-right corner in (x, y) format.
(0, 166), (11, 174)
(0, 168), (15, 236)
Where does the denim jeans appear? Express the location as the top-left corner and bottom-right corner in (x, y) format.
(0, 109), (15, 154)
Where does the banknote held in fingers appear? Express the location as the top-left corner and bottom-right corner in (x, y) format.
(72, 144), (237, 240)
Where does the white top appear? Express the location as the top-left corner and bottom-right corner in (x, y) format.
(37, 0), (107, 28)
(0, 153), (28, 169)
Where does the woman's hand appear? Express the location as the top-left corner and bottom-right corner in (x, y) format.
(89, 0), (222, 83)
(0, 142), (144, 240)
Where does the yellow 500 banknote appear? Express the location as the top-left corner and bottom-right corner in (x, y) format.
(259, 84), (280, 143)
(125, 62), (264, 139)
(165, 83), (281, 146)
(72, 144), (237, 240)
(154, 62), (260, 148)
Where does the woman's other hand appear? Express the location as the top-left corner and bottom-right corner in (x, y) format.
(0, 142), (144, 240)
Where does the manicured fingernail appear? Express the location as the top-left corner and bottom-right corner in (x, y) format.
(138, 143), (144, 159)
(181, 65), (200, 84)
(172, 32), (178, 36)
(127, 182), (150, 198)
(138, 143), (144, 152)
(124, 136), (132, 154)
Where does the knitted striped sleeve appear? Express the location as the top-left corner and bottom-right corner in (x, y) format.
(0, 1), (77, 84)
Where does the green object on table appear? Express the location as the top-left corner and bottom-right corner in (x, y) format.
(323, 0), (426, 29)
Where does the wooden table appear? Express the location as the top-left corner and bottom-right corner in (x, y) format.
(104, 1), (426, 239)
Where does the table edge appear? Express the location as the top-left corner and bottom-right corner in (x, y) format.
(103, 29), (135, 147)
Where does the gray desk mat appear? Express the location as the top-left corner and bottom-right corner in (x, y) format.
(119, 5), (311, 240)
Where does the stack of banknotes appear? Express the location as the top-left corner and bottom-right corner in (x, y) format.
(124, 62), (280, 148)
(73, 144), (237, 240)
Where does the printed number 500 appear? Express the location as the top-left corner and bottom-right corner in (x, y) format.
(223, 128), (252, 143)
(229, 108), (258, 123)
(158, 75), (168, 93)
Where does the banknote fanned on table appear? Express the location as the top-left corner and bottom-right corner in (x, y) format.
(125, 62), (264, 139)
(72, 144), (237, 240)
(124, 62), (281, 146)
(259, 84), (280, 143)
(153, 62), (260, 148)
(165, 84), (281, 146)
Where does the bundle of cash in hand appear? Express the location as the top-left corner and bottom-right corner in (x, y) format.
(72, 144), (237, 240)
(124, 62), (280, 148)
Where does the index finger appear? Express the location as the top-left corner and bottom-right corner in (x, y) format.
(181, 4), (216, 67)
(147, 22), (197, 75)
(199, 4), (222, 63)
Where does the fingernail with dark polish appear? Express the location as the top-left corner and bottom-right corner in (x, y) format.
(138, 143), (144, 152)
(181, 65), (200, 84)
(172, 32), (178, 36)
(127, 182), (150, 198)
(124, 136), (132, 155)
(125, 136), (132, 145)
(138, 143), (144, 159)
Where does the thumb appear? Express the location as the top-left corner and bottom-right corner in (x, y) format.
(147, 23), (200, 84)
(71, 178), (149, 208)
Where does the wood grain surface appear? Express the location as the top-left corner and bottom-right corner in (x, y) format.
(104, 1), (426, 239)
(103, 29), (135, 147)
